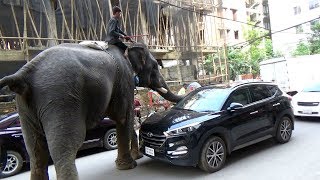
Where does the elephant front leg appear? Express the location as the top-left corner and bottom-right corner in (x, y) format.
(115, 119), (137, 170)
(131, 130), (143, 160)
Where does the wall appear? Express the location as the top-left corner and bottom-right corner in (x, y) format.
(160, 65), (197, 85)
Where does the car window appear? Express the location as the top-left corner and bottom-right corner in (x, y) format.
(10, 118), (21, 128)
(266, 85), (282, 96)
(175, 88), (229, 112)
(250, 85), (272, 102)
(225, 88), (250, 107)
(0, 113), (19, 128)
(302, 82), (320, 92)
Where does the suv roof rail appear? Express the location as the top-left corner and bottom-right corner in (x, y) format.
(230, 81), (274, 89)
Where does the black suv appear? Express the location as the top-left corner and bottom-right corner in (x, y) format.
(140, 82), (294, 173)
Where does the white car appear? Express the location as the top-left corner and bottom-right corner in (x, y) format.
(291, 82), (320, 117)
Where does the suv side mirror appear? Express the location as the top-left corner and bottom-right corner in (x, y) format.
(227, 102), (244, 112)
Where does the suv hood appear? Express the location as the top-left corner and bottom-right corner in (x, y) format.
(141, 108), (220, 133)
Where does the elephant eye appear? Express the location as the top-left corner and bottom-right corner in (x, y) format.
(153, 64), (158, 70)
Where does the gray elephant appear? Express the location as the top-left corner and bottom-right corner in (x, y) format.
(0, 42), (182, 180)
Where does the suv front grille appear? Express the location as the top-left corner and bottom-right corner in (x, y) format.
(141, 131), (166, 147)
(297, 102), (319, 106)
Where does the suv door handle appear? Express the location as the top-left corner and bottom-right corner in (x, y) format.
(250, 110), (259, 115)
(273, 103), (280, 107)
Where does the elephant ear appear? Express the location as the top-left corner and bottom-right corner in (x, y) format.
(128, 44), (147, 73)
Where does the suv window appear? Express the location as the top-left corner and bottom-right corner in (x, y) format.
(250, 85), (272, 102)
(226, 88), (251, 107)
(10, 118), (21, 128)
(266, 85), (283, 96)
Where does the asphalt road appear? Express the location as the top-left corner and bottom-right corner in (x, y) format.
(4, 117), (320, 180)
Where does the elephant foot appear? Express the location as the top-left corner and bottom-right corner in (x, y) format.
(115, 158), (137, 170)
(131, 150), (144, 160)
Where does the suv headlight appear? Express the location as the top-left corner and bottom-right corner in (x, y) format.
(164, 122), (201, 137)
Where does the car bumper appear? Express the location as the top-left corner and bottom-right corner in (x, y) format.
(139, 133), (198, 167)
(293, 106), (320, 117)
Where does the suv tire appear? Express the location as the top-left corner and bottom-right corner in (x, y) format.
(0, 150), (23, 178)
(275, 116), (293, 143)
(198, 136), (227, 173)
(104, 128), (117, 150)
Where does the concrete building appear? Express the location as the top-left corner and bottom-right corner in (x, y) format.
(268, 0), (320, 56)
(203, 0), (247, 47)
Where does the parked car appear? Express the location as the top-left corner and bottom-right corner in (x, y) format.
(0, 112), (117, 177)
(140, 82), (294, 173)
(291, 82), (320, 118)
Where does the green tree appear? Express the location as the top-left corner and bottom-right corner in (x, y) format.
(292, 22), (320, 56)
(291, 41), (311, 56)
(309, 22), (320, 54)
(204, 24), (283, 80)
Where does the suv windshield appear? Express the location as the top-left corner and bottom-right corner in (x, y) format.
(174, 88), (230, 112)
(303, 83), (320, 92)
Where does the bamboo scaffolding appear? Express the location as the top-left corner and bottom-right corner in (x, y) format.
(0, 0), (228, 82)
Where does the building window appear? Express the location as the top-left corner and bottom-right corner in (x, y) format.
(296, 25), (304, 33)
(217, 8), (223, 17)
(219, 29), (225, 39)
(264, 22), (270, 30)
(309, 0), (319, 10)
(234, 30), (239, 39)
(263, 5), (269, 15)
(199, 29), (204, 42)
(293, 6), (301, 15)
(231, 9), (237, 21)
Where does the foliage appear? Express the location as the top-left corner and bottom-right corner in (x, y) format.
(228, 28), (276, 80)
(309, 22), (320, 54)
(292, 22), (320, 56)
(292, 42), (310, 56)
(204, 23), (286, 80)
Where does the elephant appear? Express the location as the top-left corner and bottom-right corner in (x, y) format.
(0, 42), (183, 180)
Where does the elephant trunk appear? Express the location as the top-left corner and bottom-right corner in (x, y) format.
(154, 77), (184, 103)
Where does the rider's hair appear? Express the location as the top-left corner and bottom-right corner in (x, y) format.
(112, 6), (122, 15)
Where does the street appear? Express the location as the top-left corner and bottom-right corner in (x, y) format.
(4, 117), (320, 180)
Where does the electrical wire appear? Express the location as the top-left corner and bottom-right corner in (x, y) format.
(230, 16), (320, 47)
(156, 0), (270, 31)
(156, 0), (319, 49)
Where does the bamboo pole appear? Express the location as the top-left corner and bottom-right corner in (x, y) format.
(94, 0), (107, 39)
(71, 0), (74, 39)
(10, 4), (23, 48)
(57, 0), (73, 40)
(23, 0), (29, 61)
(41, 0), (58, 47)
(73, 3), (87, 40)
(83, 0), (98, 40)
(0, 30), (7, 49)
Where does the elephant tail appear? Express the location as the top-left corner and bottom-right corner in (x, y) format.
(0, 74), (28, 95)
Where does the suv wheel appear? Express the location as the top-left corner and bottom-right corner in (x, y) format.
(104, 128), (117, 150)
(275, 116), (293, 143)
(198, 136), (227, 173)
(1, 150), (23, 178)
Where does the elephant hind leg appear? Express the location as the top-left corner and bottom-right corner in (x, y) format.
(44, 114), (86, 180)
(19, 115), (50, 180)
(115, 119), (137, 170)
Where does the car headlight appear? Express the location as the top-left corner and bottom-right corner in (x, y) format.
(164, 122), (201, 136)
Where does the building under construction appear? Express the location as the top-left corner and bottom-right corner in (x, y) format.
(0, 0), (257, 83)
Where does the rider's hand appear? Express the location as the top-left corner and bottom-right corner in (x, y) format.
(124, 36), (131, 41)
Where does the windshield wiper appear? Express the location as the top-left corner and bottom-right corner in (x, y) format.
(173, 107), (196, 112)
(200, 110), (216, 113)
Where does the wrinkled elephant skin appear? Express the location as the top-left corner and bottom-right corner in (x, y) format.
(0, 43), (182, 180)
